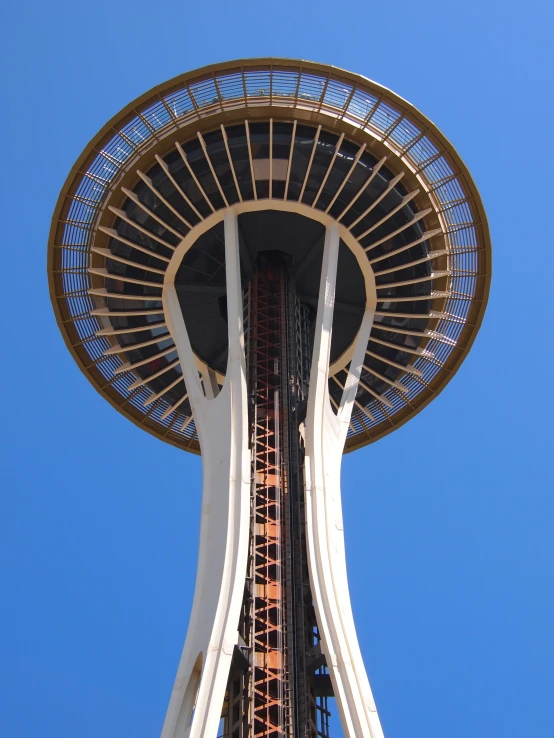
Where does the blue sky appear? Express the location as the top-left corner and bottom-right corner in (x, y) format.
(1, 1), (553, 736)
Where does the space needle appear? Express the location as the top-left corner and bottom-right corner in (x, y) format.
(48, 58), (491, 737)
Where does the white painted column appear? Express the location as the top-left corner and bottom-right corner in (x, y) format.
(161, 209), (251, 738)
(304, 223), (384, 738)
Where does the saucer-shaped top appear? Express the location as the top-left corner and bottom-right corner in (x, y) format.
(48, 58), (491, 454)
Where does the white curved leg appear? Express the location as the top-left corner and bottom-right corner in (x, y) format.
(161, 210), (251, 738)
(304, 223), (384, 738)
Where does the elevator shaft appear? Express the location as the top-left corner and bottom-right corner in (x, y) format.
(221, 253), (331, 738)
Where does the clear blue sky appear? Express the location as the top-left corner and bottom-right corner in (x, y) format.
(1, 1), (553, 736)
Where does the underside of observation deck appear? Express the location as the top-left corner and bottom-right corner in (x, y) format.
(49, 59), (490, 457)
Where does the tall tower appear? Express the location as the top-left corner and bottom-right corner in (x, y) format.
(48, 59), (491, 738)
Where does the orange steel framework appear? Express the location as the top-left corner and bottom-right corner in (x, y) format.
(251, 261), (289, 737)
(223, 255), (332, 738)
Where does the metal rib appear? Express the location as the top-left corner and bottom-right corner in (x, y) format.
(363, 210), (434, 250)
(115, 345), (177, 376)
(368, 334), (436, 359)
(103, 334), (172, 356)
(284, 120), (297, 200)
(373, 250), (448, 276)
(220, 125), (243, 202)
(336, 155), (387, 221)
(244, 120), (257, 200)
(98, 227), (171, 262)
(136, 170), (194, 229)
(128, 358), (180, 391)
(362, 364), (409, 392)
(88, 268), (163, 289)
(88, 288), (163, 302)
(92, 307), (164, 318)
(154, 155), (205, 220)
(347, 172), (405, 230)
(197, 133), (229, 207)
(365, 349), (422, 376)
(96, 321), (166, 337)
(175, 142), (216, 213)
(160, 391), (189, 421)
(298, 125), (322, 202)
(107, 206), (177, 249)
(91, 247), (166, 275)
(355, 193), (422, 241)
(121, 188), (184, 238)
(143, 375), (184, 407)
(359, 378), (394, 408)
(324, 143), (367, 213)
(311, 132), (345, 207)
(376, 271), (451, 289)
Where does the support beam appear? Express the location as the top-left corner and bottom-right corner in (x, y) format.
(161, 209), (250, 738)
(304, 222), (385, 738)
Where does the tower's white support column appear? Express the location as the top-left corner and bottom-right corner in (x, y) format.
(161, 210), (251, 738)
(304, 223), (384, 738)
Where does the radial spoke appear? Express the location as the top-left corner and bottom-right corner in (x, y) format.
(312, 132), (345, 207)
(115, 345), (177, 376)
(154, 155), (205, 220)
(92, 307), (164, 317)
(284, 119), (297, 201)
(348, 172), (405, 230)
(324, 145), (369, 214)
(376, 271), (450, 289)
(197, 132), (229, 207)
(160, 391), (189, 421)
(377, 291), (451, 302)
(371, 323), (455, 346)
(374, 249), (447, 276)
(220, 125), (243, 202)
(96, 321), (166, 337)
(180, 414), (194, 431)
(365, 348), (422, 376)
(98, 227), (171, 262)
(121, 188), (184, 238)
(136, 170), (194, 229)
(88, 267), (163, 289)
(143, 375), (184, 407)
(298, 125), (322, 202)
(244, 120), (257, 200)
(361, 208), (432, 248)
(103, 333), (172, 356)
(368, 229), (443, 265)
(362, 363), (409, 392)
(269, 118), (273, 198)
(359, 378), (394, 408)
(88, 288), (162, 301)
(175, 142), (216, 213)
(336, 155), (386, 221)
(107, 206), (177, 249)
(91, 247), (166, 275)
(374, 309), (464, 323)
(128, 358), (180, 391)
(368, 334), (436, 359)
(332, 374), (376, 421)
(354, 191), (421, 240)
(356, 401), (376, 423)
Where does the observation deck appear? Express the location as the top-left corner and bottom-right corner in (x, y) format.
(48, 58), (491, 455)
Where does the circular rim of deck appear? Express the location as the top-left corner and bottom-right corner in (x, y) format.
(48, 58), (491, 454)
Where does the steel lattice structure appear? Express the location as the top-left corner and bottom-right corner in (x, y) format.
(48, 59), (491, 738)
